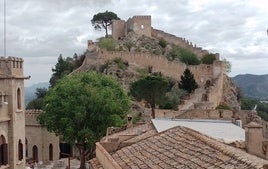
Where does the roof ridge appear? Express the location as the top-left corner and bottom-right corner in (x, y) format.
(182, 126), (264, 168)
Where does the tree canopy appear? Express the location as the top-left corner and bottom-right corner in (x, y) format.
(49, 53), (86, 87)
(91, 11), (120, 37)
(178, 68), (198, 93)
(38, 71), (130, 169)
(130, 75), (168, 119)
(26, 87), (48, 110)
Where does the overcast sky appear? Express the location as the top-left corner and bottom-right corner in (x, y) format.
(1, 0), (268, 86)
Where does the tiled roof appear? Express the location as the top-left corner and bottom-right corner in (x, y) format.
(89, 158), (104, 169)
(109, 126), (265, 169)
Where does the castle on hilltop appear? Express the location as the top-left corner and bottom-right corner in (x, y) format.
(112, 15), (211, 58)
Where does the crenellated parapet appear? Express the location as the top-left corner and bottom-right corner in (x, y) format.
(151, 28), (211, 59)
(0, 56), (24, 78)
(25, 109), (43, 126)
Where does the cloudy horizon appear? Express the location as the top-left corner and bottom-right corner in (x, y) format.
(1, 0), (267, 86)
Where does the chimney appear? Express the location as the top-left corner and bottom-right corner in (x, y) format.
(245, 122), (265, 158)
(127, 115), (133, 128)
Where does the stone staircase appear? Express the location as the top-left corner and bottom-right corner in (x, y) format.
(179, 87), (206, 110)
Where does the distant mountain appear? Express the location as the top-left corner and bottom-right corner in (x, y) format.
(24, 82), (49, 106)
(232, 74), (268, 100)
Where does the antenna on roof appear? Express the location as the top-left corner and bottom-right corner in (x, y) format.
(3, 0), (6, 57)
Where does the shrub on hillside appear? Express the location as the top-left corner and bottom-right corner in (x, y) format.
(168, 46), (200, 65)
(99, 37), (116, 51)
(158, 38), (167, 48)
(179, 48), (200, 65)
(216, 104), (231, 110)
(201, 54), (216, 64)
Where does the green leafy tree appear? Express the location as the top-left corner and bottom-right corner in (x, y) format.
(179, 68), (198, 93)
(26, 87), (48, 109)
(49, 54), (74, 87)
(91, 11), (120, 37)
(160, 85), (187, 110)
(201, 53), (216, 64)
(38, 71), (130, 169)
(130, 75), (168, 119)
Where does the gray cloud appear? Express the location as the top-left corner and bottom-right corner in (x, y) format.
(0, 0), (267, 86)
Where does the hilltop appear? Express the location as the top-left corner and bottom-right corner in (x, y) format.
(72, 15), (241, 121)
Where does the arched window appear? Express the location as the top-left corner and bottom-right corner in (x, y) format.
(32, 146), (38, 162)
(0, 135), (8, 166)
(49, 144), (53, 161)
(17, 88), (21, 109)
(18, 139), (23, 160)
(25, 138), (28, 158)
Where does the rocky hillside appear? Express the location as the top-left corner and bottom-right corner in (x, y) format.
(232, 74), (268, 100)
(78, 32), (241, 115)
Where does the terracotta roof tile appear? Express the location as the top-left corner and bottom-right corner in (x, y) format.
(109, 126), (266, 169)
(89, 158), (104, 169)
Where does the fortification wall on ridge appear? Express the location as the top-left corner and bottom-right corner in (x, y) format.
(99, 50), (224, 87)
(151, 29), (210, 58)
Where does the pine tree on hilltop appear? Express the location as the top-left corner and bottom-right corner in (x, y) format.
(179, 68), (198, 93)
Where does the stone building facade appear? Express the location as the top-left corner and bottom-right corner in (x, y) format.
(25, 109), (60, 164)
(0, 56), (28, 169)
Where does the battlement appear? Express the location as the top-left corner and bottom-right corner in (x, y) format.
(0, 56), (24, 77)
(25, 109), (43, 126)
(132, 15), (151, 20)
(151, 29), (211, 59)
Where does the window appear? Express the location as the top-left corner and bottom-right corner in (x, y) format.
(32, 146), (38, 162)
(49, 144), (53, 161)
(0, 135), (8, 166)
(18, 139), (23, 161)
(17, 88), (21, 109)
(25, 139), (28, 158)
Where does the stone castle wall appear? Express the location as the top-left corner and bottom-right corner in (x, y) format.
(112, 15), (152, 40)
(25, 110), (60, 163)
(112, 20), (125, 40)
(151, 29), (212, 59)
(175, 109), (234, 120)
(129, 16), (151, 37)
(99, 50), (224, 86)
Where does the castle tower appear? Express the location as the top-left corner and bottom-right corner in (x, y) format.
(112, 20), (126, 40)
(0, 56), (28, 169)
(130, 15), (151, 37)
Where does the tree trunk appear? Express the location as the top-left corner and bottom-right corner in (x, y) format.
(105, 27), (108, 38)
(151, 106), (155, 119)
(79, 148), (86, 169)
